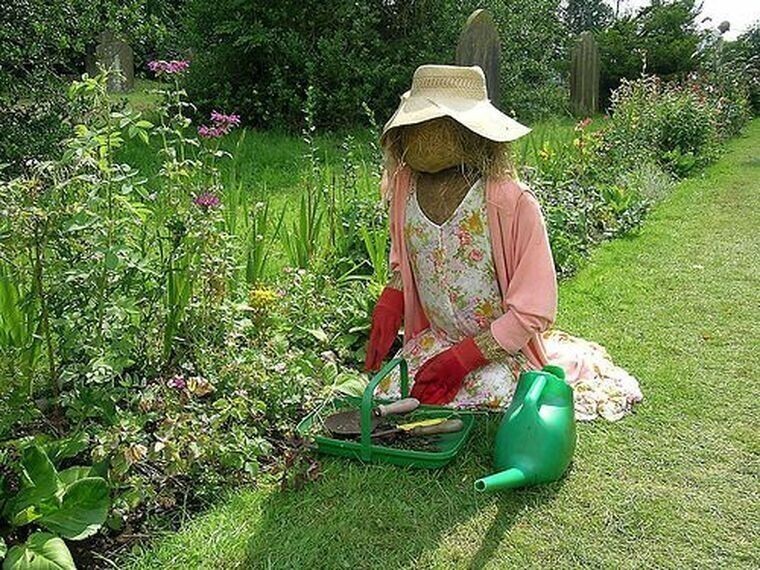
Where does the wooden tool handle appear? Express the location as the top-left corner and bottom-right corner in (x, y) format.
(410, 419), (464, 436)
(375, 398), (420, 417)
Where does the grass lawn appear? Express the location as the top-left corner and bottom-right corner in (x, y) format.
(120, 119), (760, 569)
(118, 79), (581, 204)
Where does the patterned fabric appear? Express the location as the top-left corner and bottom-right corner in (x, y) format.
(377, 177), (530, 409)
(541, 330), (643, 421)
(376, 176), (643, 420)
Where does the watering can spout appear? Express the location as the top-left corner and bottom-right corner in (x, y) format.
(474, 365), (576, 493)
(474, 467), (527, 493)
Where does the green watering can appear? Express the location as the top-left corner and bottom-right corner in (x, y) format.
(475, 365), (576, 492)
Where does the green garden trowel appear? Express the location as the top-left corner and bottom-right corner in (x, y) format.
(474, 365), (576, 492)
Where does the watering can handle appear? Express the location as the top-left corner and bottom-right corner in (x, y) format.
(524, 374), (547, 408)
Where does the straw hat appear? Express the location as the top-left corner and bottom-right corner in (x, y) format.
(381, 64), (531, 144)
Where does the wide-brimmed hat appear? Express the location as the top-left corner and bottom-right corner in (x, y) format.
(381, 64), (531, 144)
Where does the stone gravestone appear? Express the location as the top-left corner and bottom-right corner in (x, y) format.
(455, 9), (501, 108)
(569, 31), (600, 117)
(87, 31), (134, 92)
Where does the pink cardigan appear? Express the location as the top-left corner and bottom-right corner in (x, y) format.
(384, 165), (557, 369)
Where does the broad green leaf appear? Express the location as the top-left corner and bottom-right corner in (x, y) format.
(1, 536), (6, 559)
(305, 328), (329, 343)
(5, 447), (61, 523)
(331, 373), (367, 398)
(2, 532), (75, 570)
(21, 446), (58, 491)
(105, 251), (119, 270)
(43, 434), (90, 466)
(57, 468), (91, 487)
(38, 477), (109, 540)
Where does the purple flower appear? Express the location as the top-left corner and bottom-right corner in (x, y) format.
(198, 125), (225, 138)
(210, 111), (241, 128)
(197, 110), (241, 139)
(167, 374), (186, 390)
(194, 192), (221, 210)
(148, 59), (190, 76)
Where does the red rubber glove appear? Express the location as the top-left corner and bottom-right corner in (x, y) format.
(411, 337), (488, 405)
(364, 287), (404, 372)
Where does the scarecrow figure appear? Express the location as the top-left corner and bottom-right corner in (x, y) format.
(365, 65), (642, 421)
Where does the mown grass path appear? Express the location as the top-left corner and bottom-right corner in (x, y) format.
(123, 121), (760, 569)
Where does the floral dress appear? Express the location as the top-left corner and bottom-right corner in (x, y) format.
(377, 177), (530, 409)
(376, 176), (644, 419)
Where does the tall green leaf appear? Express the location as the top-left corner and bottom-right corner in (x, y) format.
(38, 477), (109, 541)
(5, 447), (61, 525)
(2, 532), (75, 570)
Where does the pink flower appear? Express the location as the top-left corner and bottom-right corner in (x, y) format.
(167, 374), (186, 390)
(198, 125), (226, 138)
(469, 249), (484, 262)
(575, 117), (592, 131)
(210, 111), (241, 128)
(197, 110), (241, 139)
(193, 192), (221, 210)
(455, 228), (472, 246)
(148, 59), (190, 75)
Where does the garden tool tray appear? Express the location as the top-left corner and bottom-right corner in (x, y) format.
(297, 358), (475, 469)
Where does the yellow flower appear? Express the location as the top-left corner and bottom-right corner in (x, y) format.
(248, 287), (278, 310)
(538, 142), (552, 161)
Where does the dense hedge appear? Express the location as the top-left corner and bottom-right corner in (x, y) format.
(181, 0), (567, 130)
(0, 0), (183, 172)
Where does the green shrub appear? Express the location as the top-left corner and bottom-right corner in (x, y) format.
(595, 0), (704, 103)
(723, 21), (760, 116)
(0, 1), (186, 171)
(602, 75), (728, 177)
(180, 0), (568, 130)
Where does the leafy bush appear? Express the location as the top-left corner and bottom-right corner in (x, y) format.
(595, 0), (704, 103)
(0, 1), (186, 172)
(602, 76), (724, 177)
(181, 0), (568, 130)
(0, 66), (383, 564)
(731, 22), (760, 114)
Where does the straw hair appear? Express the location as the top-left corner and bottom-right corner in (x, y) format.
(381, 117), (516, 199)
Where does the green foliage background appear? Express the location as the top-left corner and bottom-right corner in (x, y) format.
(182, 0), (568, 129)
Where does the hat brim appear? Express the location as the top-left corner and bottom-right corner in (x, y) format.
(380, 91), (531, 144)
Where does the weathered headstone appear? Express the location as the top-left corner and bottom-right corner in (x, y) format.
(87, 31), (134, 92)
(456, 9), (501, 108)
(569, 31), (600, 117)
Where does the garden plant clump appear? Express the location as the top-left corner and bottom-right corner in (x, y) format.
(0, 38), (755, 570)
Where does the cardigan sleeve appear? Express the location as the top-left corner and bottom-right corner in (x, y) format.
(384, 168), (403, 288)
(489, 190), (557, 354)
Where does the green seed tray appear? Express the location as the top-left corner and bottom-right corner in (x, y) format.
(297, 358), (475, 469)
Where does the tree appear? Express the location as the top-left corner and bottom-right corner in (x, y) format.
(596, 0), (704, 103)
(562, 0), (614, 34)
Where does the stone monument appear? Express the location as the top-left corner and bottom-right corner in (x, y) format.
(569, 31), (600, 117)
(455, 9), (501, 108)
(87, 31), (134, 92)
